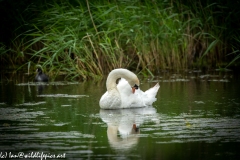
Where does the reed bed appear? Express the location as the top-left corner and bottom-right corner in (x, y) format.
(1, 0), (239, 79)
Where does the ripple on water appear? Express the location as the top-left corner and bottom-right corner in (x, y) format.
(37, 94), (88, 98)
(0, 131), (95, 150)
(0, 108), (45, 121)
(148, 114), (240, 143)
(16, 81), (80, 86)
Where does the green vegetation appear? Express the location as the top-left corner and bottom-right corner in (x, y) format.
(0, 0), (239, 79)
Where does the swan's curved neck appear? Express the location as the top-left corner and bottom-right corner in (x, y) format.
(106, 68), (139, 91)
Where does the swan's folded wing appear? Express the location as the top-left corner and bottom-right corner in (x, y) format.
(99, 91), (122, 109)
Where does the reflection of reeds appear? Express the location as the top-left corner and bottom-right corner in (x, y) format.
(2, 0), (239, 78)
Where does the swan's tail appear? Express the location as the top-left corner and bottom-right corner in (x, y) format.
(145, 83), (160, 96)
(144, 83), (160, 105)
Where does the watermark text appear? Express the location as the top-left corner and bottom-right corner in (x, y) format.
(0, 152), (66, 160)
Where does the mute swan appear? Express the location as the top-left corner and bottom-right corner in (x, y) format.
(99, 68), (160, 109)
(35, 68), (49, 82)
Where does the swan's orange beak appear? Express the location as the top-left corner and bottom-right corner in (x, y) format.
(132, 84), (139, 94)
(132, 87), (136, 94)
(133, 124), (137, 130)
(132, 124), (139, 132)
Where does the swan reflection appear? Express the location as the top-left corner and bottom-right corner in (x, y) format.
(100, 107), (158, 152)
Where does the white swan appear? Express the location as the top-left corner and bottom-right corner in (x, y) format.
(99, 68), (160, 109)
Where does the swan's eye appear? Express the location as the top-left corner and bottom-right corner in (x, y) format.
(133, 84), (139, 89)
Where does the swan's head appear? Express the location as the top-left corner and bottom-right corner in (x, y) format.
(128, 79), (140, 94)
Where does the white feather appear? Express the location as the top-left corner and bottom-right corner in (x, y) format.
(99, 68), (160, 109)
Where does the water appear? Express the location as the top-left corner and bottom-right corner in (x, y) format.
(0, 71), (240, 159)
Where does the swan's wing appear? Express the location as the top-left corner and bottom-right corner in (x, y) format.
(99, 90), (122, 109)
(117, 78), (131, 94)
(116, 79), (160, 108)
(117, 78), (136, 108)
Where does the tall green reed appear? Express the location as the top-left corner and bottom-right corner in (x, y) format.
(5, 0), (238, 79)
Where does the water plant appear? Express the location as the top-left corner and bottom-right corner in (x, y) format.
(0, 0), (239, 79)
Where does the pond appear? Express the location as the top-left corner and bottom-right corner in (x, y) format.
(0, 70), (240, 159)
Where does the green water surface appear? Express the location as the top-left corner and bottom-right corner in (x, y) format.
(0, 71), (240, 159)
